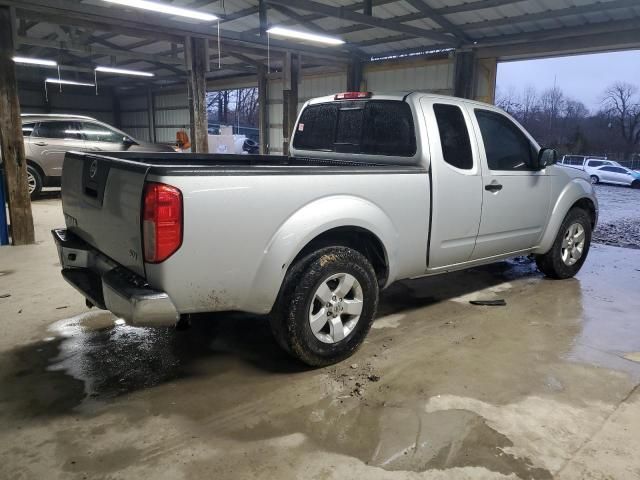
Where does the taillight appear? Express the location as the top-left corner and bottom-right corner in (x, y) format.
(143, 182), (182, 263)
(334, 91), (371, 100)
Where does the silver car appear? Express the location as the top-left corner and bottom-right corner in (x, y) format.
(590, 165), (640, 188)
(21, 114), (175, 198)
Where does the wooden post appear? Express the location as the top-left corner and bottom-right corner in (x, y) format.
(454, 50), (476, 100)
(257, 64), (269, 154)
(347, 58), (363, 91)
(189, 37), (208, 153)
(282, 52), (299, 156)
(0, 6), (35, 245)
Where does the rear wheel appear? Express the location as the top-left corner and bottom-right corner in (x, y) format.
(270, 246), (379, 367)
(535, 208), (592, 279)
(590, 175), (599, 185)
(26, 165), (42, 199)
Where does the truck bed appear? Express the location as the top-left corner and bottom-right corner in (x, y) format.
(76, 151), (422, 175)
(60, 151), (426, 280)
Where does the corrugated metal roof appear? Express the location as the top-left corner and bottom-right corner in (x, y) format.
(13, 0), (640, 87)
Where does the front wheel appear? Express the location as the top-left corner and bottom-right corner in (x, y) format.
(631, 180), (640, 189)
(270, 246), (379, 367)
(590, 175), (599, 185)
(535, 208), (592, 279)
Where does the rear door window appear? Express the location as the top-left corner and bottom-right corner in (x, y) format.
(433, 104), (473, 170)
(293, 100), (416, 157)
(22, 123), (35, 137)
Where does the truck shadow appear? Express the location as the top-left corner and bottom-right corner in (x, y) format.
(0, 257), (541, 421)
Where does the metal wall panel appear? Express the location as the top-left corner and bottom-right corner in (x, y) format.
(155, 91), (189, 109)
(18, 87), (115, 124)
(364, 60), (455, 94)
(119, 95), (147, 111)
(154, 90), (190, 143)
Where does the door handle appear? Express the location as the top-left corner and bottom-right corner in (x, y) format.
(34, 141), (48, 146)
(485, 183), (503, 192)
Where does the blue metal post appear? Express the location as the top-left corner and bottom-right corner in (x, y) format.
(0, 168), (9, 245)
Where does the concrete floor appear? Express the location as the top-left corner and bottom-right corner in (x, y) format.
(1, 194), (640, 480)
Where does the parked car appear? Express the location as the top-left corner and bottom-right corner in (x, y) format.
(589, 165), (640, 188)
(559, 155), (620, 171)
(53, 92), (598, 366)
(21, 114), (176, 198)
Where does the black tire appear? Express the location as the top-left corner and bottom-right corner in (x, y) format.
(27, 165), (42, 199)
(270, 246), (379, 367)
(590, 175), (599, 185)
(535, 208), (592, 279)
(631, 180), (640, 189)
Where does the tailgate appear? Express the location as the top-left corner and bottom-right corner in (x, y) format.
(61, 152), (148, 277)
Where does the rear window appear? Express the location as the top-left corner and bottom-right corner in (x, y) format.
(293, 100), (416, 157)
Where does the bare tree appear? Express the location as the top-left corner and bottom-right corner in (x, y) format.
(601, 82), (640, 160)
(520, 85), (538, 124)
(539, 86), (565, 145)
(495, 85), (520, 115)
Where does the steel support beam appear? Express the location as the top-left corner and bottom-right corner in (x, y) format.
(404, 0), (471, 43)
(265, 0), (457, 46)
(4, 0), (354, 62)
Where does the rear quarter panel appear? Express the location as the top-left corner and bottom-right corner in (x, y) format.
(144, 171), (430, 315)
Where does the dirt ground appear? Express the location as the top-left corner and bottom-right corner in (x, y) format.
(592, 184), (640, 249)
(1, 192), (639, 480)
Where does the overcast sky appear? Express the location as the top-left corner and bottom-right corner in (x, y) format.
(496, 50), (640, 113)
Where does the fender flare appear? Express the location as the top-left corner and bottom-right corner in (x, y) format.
(245, 195), (398, 313)
(533, 178), (597, 254)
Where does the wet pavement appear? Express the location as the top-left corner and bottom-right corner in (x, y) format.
(1, 198), (640, 479)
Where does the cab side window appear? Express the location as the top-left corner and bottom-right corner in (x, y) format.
(475, 109), (537, 171)
(433, 104), (473, 170)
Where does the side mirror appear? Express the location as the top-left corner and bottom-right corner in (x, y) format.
(537, 148), (557, 170)
(122, 136), (136, 147)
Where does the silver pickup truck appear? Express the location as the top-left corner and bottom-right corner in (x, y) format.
(53, 92), (598, 366)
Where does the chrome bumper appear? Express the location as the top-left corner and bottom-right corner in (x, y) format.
(52, 228), (178, 327)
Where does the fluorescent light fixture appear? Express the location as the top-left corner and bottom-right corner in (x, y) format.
(13, 56), (58, 67)
(95, 66), (155, 77)
(101, 0), (218, 21)
(267, 26), (345, 45)
(45, 78), (95, 87)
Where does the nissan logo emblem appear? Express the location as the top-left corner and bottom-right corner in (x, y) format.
(89, 160), (98, 178)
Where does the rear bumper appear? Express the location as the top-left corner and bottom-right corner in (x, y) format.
(52, 228), (178, 327)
